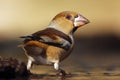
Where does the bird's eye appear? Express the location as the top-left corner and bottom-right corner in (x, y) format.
(66, 15), (72, 20)
(74, 15), (78, 18)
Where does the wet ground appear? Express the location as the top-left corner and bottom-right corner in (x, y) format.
(5, 64), (120, 80)
(28, 65), (120, 80)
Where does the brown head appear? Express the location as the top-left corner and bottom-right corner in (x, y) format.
(49, 11), (89, 35)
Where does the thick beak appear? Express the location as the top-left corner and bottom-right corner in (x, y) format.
(74, 14), (90, 27)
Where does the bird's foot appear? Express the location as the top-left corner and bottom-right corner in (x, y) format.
(56, 69), (72, 77)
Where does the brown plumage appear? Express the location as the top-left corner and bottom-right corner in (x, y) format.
(20, 11), (89, 76)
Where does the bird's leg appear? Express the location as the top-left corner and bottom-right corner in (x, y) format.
(27, 56), (34, 70)
(54, 62), (67, 76)
(27, 59), (33, 70)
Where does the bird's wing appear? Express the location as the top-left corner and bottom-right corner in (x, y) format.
(21, 33), (62, 56)
(20, 28), (72, 55)
(20, 34), (63, 48)
(32, 28), (72, 44)
(20, 29), (61, 56)
(32, 28), (72, 50)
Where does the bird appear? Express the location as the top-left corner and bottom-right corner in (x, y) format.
(19, 11), (89, 76)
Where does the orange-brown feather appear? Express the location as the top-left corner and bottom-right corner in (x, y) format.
(25, 40), (48, 49)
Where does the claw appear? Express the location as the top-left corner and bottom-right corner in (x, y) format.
(57, 69), (66, 76)
(56, 69), (72, 77)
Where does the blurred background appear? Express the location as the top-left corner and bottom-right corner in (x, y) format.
(0, 0), (120, 71)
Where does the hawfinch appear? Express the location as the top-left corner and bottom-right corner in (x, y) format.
(20, 11), (89, 76)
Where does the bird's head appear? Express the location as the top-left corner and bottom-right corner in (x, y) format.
(49, 11), (89, 35)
